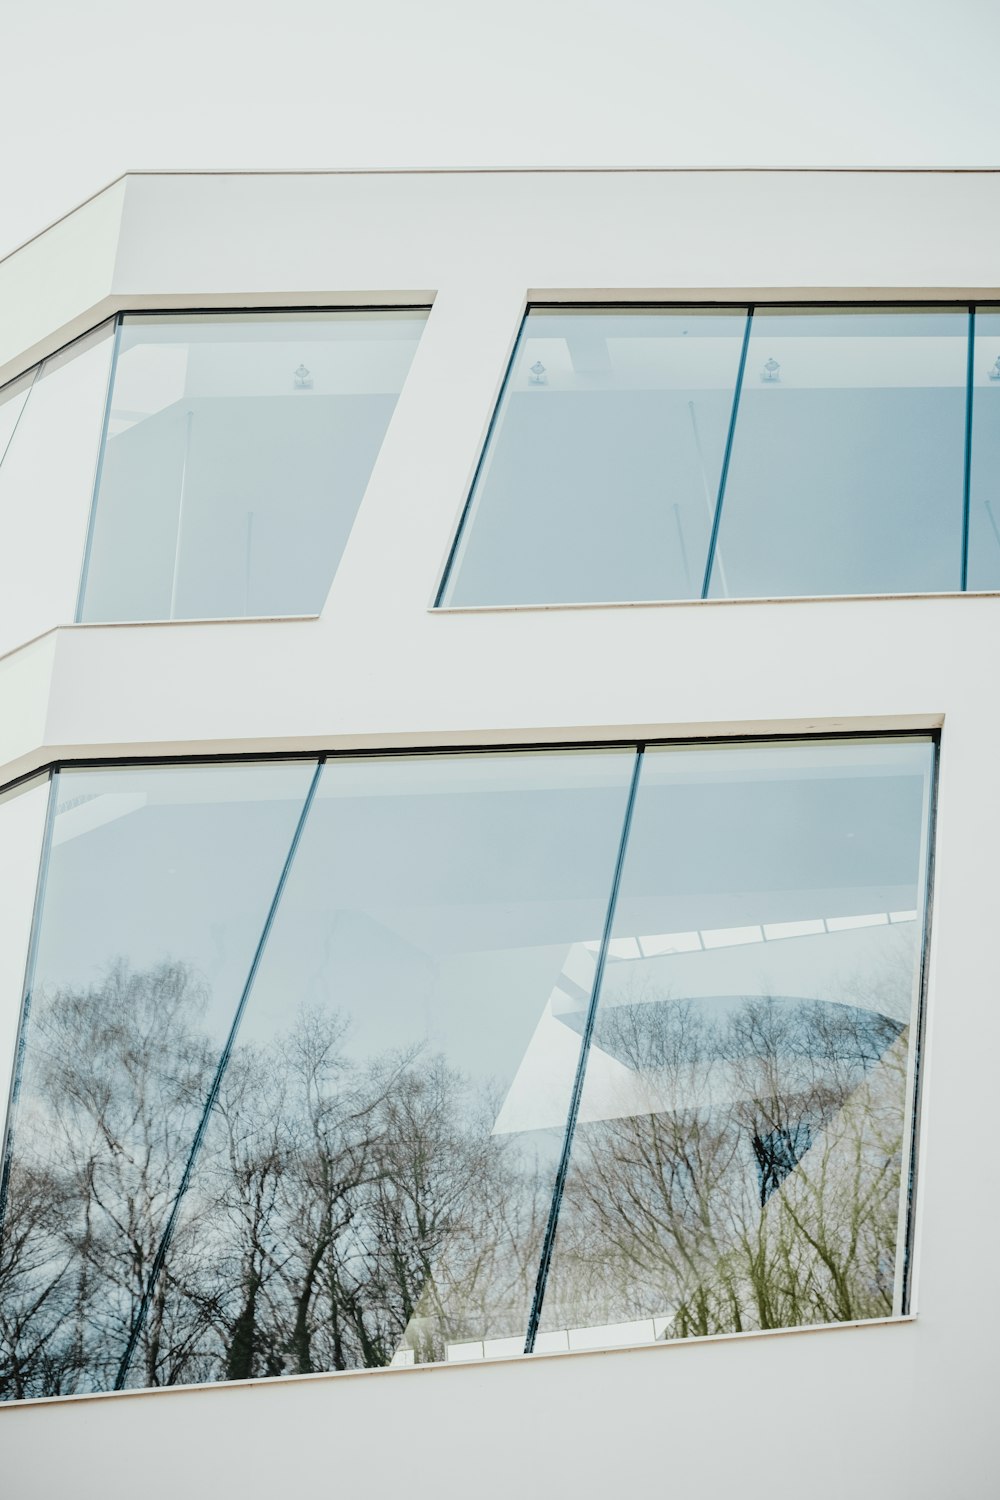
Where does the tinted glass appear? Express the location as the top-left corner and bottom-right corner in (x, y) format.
(967, 309), (1000, 590)
(708, 309), (968, 598)
(440, 308), (748, 605)
(537, 739), (932, 1349)
(0, 762), (315, 1399)
(79, 312), (427, 622)
(136, 751), (634, 1385)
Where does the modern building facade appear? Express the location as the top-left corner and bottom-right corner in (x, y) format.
(0, 168), (996, 1496)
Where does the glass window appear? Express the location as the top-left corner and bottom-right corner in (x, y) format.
(536, 738), (933, 1349)
(707, 308), (968, 598)
(0, 324), (115, 656)
(125, 750), (634, 1386)
(438, 307), (749, 606)
(0, 775), (50, 1131)
(0, 738), (934, 1400)
(0, 762), (316, 1399)
(78, 311), (428, 623)
(967, 309), (1000, 591)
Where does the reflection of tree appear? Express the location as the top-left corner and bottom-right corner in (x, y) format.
(0, 964), (549, 1397)
(0, 961), (218, 1398)
(0, 953), (916, 1400)
(542, 988), (908, 1340)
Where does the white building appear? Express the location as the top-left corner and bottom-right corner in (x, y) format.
(0, 168), (996, 1496)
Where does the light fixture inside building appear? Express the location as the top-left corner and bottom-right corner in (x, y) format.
(761, 357), (781, 382)
(529, 360), (548, 385)
(293, 363), (313, 389)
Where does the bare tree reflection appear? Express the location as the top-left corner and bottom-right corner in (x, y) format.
(543, 980), (908, 1340)
(0, 964), (551, 1395)
(1, 951), (914, 1399)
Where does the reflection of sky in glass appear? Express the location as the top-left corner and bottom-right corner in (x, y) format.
(37, 762), (316, 1032)
(238, 750), (634, 1082)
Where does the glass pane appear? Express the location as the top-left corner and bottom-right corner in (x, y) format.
(0, 367), (35, 467)
(79, 311), (428, 622)
(538, 738), (932, 1351)
(967, 309), (1000, 590)
(139, 750), (634, 1387)
(708, 308), (968, 598)
(440, 308), (748, 606)
(0, 774), (50, 1134)
(0, 761), (316, 1400)
(0, 325), (114, 657)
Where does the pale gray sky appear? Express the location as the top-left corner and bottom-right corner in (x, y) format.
(2, 0), (997, 257)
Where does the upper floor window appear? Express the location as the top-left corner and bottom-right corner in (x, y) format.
(437, 304), (1000, 606)
(78, 310), (428, 622)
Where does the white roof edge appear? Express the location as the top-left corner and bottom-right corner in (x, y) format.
(4, 163), (999, 269)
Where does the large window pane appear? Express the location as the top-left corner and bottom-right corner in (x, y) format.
(79, 311), (427, 622)
(537, 738), (932, 1350)
(439, 308), (748, 606)
(131, 750), (634, 1387)
(708, 309), (967, 598)
(0, 324), (115, 656)
(0, 762), (316, 1400)
(967, 309), (1000, 591)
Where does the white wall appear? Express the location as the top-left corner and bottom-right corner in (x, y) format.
(0, 170), (996, 1497)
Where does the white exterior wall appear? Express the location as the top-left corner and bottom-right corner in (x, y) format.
(0, 169), (996, 1497)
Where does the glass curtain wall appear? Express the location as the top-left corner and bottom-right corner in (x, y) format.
(537, 739), (933, 1349)
(438, 305), (991, 606)
(0, 738), (933, 1399)
(78, 311), (428, 622)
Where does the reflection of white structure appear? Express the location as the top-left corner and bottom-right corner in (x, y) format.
(0, 169), (996, 1498)
(495, 914), (917, 1133)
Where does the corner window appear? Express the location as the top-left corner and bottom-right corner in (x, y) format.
(78, 310), (428, 622)
(437, 304), (984, 607)
(0, 735), (933, 1397)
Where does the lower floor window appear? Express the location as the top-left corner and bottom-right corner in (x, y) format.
(0, 735), (934, 1397)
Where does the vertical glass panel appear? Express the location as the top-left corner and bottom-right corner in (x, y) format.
(0, 325), (114, 657)
(0, 368), (35, 468)
(140, 750), (634, 1388)
(0, 774), (50, 1137)
(538, 738), (932, 1351)
(0, 761), (315, 1400)
(708, 308), (967, 598)
(440, 308), (748, 606)
(967, 309), (1000, 590)
(79, 311), (427, 623)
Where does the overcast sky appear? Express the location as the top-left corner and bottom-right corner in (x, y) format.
(2, 0), (997, 258)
